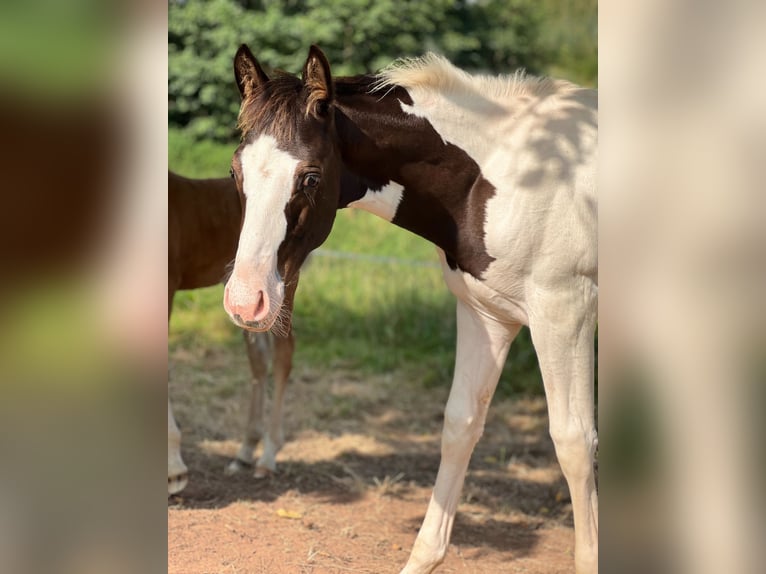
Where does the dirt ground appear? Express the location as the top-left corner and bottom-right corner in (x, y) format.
(168, 347), (576, 574)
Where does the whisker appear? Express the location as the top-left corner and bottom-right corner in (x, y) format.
(269, 303), (292, 339)
(223, 259), (236, 283)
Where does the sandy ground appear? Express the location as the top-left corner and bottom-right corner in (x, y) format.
(168, 346), (576, 573)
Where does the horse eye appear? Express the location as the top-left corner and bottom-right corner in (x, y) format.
(302, 173), (320, 188)
(229, 167), (236, 179)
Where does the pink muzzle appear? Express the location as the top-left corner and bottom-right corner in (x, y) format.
(223, 265), (283, 330)
(224, 285), (270, 325)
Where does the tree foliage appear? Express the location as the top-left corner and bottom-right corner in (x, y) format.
(169, 0), (596, 141)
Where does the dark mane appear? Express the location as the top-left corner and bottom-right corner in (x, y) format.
(237, 71), (303, 141)
(334, 74), (379, 97)
(238, 73), (389, 141)
(335, 73), (414, 108)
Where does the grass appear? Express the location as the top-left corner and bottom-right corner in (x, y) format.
(169, 129), (543, 396)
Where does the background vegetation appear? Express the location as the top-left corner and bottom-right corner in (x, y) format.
(169, 0), (597, 141)
(169, 0), (597, 396)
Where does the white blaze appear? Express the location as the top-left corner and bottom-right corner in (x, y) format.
(226, 134), (300, 323)
(236, 135), (300, 268)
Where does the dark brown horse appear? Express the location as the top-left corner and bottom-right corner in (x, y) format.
(168, 171), (296, 495)
(225, 46), (597, 574)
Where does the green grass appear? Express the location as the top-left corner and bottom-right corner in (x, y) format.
(169, 128), (237, 179)
(169, 129), (543, 396)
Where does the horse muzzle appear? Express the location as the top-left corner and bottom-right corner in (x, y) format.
(223, 273), (284, 331)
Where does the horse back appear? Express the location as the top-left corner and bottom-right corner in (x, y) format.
(169, 172), (242, 291)
(474, 87), (598, 319)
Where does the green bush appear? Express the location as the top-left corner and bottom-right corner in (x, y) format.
(169, 0), (596, 142)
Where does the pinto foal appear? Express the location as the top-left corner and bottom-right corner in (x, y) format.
(168, 171), (296, 495)
(224, 46), (597, 574)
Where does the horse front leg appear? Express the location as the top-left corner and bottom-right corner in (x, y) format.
(225, 329), (270, 475)
(401, 301), (518, 574)
(254, 272), (298, 477)
(254, 329), (293, 478)
(529, 286), (598, 574)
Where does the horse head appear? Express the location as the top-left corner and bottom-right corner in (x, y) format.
(225, 45), (341, 333)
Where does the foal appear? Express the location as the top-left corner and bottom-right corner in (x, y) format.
(168, 171), (296, 495)
(225, 46), (597, 574)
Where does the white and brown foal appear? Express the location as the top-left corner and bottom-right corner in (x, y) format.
(225, 46), (597, 574)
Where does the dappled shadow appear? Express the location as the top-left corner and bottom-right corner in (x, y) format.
(395, 513), (543, 560)
(170, 391), (568, 516)
(170, 451), (367, 508)
(426, 514), (542, 559)
(513, 88), (597, 194)
(510, 88), (598, 291)
(170, 445), (566, 556)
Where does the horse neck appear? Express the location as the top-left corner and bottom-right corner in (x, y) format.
(334, 87), (487, 272)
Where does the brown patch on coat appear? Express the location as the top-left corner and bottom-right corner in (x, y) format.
(332, 77), (496, 277)
(234, 48), (497, 281)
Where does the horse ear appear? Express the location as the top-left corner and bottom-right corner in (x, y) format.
(302, 45), (334, 117)
(234, 44), (269, 100)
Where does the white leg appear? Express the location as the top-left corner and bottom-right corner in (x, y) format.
(226, 330), (270, 475)
(401, 301), (518, 574)
(255, 331), (293, 477)
(529, 285), (598, 574)
(168, 398), (188, 495)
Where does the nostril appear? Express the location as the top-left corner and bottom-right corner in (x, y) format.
(253, 290), (269, 321)
(223, 284), (272, 324)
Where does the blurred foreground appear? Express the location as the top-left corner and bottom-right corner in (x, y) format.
(0, 2), (167, 573)
(601, 1), (766, 573)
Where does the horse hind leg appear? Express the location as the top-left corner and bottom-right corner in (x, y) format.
(254, 329), (294, 478)
(529, 288), (598, 574)
(401, 302), (517, 574)
(167, 287), (188, 494)
(225, 329), (270, 475)
(168, 398), (188, 495)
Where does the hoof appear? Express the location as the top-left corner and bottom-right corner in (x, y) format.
(254, 464), (275, 479)
(168, 471), (188, 496)
(225, 458), (253, 476)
